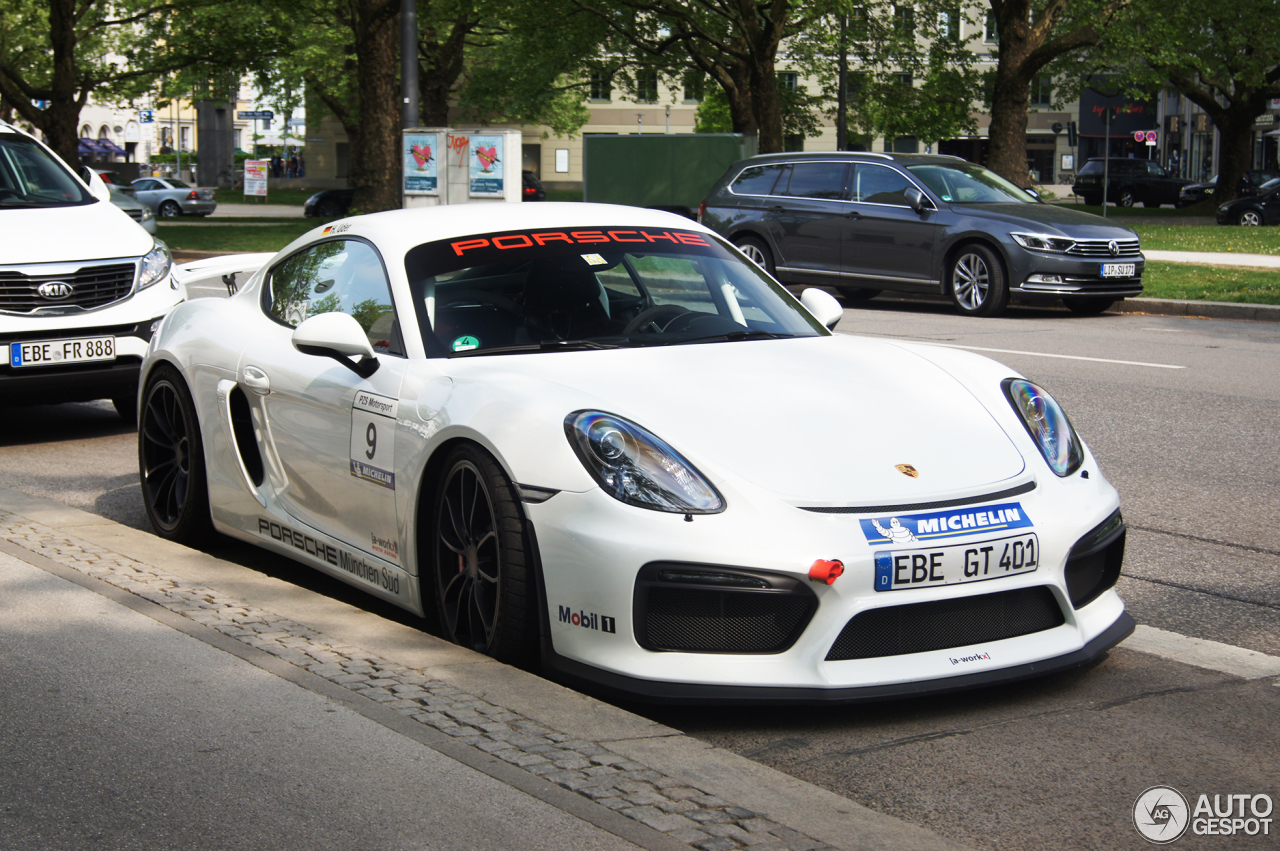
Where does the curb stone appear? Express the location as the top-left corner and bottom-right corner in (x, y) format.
(0, 503), (970, 851)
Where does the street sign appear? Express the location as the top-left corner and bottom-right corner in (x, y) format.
(1145, 130), (1158, 142)
(139, 109), (154, 123)
(238, 110), (274, 120)
(1134, 131), (1145, 142)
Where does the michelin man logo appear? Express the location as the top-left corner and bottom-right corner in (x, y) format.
(872, 517), (917, 544)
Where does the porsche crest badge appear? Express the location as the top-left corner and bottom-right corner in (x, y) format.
(895, 464), (919, 478)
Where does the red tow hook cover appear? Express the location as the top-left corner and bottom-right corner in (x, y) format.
(808, 559), (844, 585)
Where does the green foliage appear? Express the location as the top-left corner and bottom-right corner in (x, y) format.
(694, 88), (733, 134)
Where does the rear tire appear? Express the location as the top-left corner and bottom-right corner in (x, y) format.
(138, 365), (215, 545)
(1117, 188), (1136, 207)
(734, 235), (776, 277)
(948, 245), (1009, 317)
(430, 444), (538, 667)
(1063, 297), (1117, 315)
(159, 200), (182, 218)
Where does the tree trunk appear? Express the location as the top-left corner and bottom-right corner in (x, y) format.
(351, 0), (401, 213)
(749, 56), (783, 153)
(986, 11), (1034, 186)
(1213, 107), (1262, 204)
(45, 0), (84, 169)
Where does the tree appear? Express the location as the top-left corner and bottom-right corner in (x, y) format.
(565, 0), (831, 153)
(982, 0), (1139, 186)
(0, 0), (283, 169)
(1067, 0), (1280, 202)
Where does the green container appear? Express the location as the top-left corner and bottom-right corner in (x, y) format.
(584, 134), (758, 216)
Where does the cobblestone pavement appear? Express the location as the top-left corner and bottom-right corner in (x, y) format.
(0, 508), (835, 851)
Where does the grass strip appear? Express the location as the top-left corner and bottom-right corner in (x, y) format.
(1130, 224), (1280, 255)
(157, 221), (316, 253)
(1140, 261), (1280, 304)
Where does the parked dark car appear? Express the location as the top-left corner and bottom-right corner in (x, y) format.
(522, 170), (546, 201)
(303, 188), (355, 218)
(1071, 158), (1192, 208)
(1181, 170), (1280, 206)
(700, 152), (1144, 317)
(1217, 178), (1280, 226)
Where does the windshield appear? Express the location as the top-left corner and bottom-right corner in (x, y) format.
(404, 226), (827, 357)
(0, 132), (93, 209)
(907, 161), (1037, 204)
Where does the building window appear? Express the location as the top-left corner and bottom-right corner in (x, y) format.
(778, 71), (798, 92)
(896, 72), (914, 88)
(850, 5), (869, 40)
(683, 71), (705, 102)
(80, 124), (92, 138)
(180, 126), (190, 150)
(938, 7), (960, 42)
(636, 70), (659, 103)
(1030, 77), (1053, 107)
(234, 129), (243, 150)
(894, 4), (915, 37)
(985, 11), (998, 42)
(589, 72), (612, 102)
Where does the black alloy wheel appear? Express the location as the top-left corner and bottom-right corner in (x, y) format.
(948, 245), (1009, 317)
(138, 365), (214, 544)
(432, 445), (537, 666)
(1117, 188), (1136, 207)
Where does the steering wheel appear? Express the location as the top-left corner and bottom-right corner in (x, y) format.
(623, 304), (691, 334)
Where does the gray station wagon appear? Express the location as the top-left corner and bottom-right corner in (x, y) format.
(699, 152), (1145, 316)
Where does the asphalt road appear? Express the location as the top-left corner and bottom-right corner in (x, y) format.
(1, 298), (1277, 851)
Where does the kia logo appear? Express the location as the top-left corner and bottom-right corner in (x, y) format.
(38, 282), (73, 300)
(1108, 240), (1120, 257)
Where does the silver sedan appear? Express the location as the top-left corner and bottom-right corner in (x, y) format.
(130, 176), (217, 218)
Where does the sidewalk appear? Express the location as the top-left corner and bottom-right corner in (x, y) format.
(0, 485), (971, 851)
(210, 203), (306, 218)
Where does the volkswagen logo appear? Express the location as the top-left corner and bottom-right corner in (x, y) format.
(38, 281), (73, 300)
(1108, 240), (1120, 257)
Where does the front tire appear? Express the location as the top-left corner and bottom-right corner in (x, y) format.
(431, 444), (537, 666)
(948, 245), (1009, 317)
(138, 365), (214, 545)
(734, 235), (776, 276)
(1238, 209), (1262, 226)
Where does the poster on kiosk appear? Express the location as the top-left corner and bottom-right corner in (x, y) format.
(403, 132), (440, 196)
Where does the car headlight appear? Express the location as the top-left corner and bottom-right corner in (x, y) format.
(565, 410), (724, 513)
(138, 239), (172, 290)
(1003, 379), (1083, 477)
(1010, 232), (1076, 254)
(139, 204), (154, 222)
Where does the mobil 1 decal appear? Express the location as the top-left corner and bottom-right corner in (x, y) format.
(350, 391), (397, 489)
(859, 502), (1033, 546)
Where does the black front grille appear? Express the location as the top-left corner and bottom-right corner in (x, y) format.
(1066, 239), (1142, 258)
(825, 586), (1065, 661)
(0, 262), (136, 313)
(635, 563), (817, 654)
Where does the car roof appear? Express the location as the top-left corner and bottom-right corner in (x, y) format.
(276, 202), (716, 265)
(741, 151), (967, 167)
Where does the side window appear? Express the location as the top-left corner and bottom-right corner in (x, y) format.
(730, 164), (785, 196)
(781, 162), (850, 200)
(852, 163), (914, 206)
(267, 239), (403, 356)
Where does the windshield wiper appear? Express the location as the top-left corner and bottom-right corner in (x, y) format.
(449, 338), (628, 356)
(676, 329), (797, 344)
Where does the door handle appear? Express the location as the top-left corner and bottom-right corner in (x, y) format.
(242, 365), (270, 395)
(768, 205), (787, 213)
(843, 210), (861, 219)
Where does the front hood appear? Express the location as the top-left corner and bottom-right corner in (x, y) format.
(953, 203), (1140, 238)
(454, 335), (1027, 505)
(1, 201), (153, 265)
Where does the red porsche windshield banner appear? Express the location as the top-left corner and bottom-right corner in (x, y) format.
(404, 226), (726, 280)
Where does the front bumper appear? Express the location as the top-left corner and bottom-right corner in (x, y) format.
(1011, 252), (1144, 298)
(525, 471), (1129, 702)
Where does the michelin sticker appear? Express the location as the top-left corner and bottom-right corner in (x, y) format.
(860, 502), (1032, 545)
(350, 391), (397, 490)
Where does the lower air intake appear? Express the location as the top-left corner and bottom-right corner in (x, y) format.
(825, 585), (1065, 661)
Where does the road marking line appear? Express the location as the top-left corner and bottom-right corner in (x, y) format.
(1124, 625), (1280, 679)
(924, 342), (1186, 370)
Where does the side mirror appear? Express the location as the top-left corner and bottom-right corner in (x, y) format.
(292, 312), (379, 377)
(800, 288), (844, 330)
(78, 165), (112, 203)
(905, 186), (928, 213)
